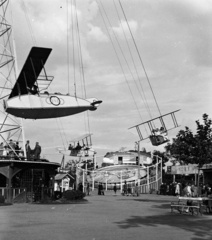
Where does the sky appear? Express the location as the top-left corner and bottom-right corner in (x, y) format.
(0, 0), (212, 166)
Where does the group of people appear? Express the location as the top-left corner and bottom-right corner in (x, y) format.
(25, 140), (42, 161)
(69, 142), (90, 151)
(0, 139), (42, 161)
(152, 127), (169, 141)
(78, 182), (90, 196)
(160, 182), (212, 197)
(0, 140), (22, 159)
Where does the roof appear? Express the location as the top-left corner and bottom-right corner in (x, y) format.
(55, 173), (74, 181)
(105, 151), (151, 158)
(9, 47), (52, 99)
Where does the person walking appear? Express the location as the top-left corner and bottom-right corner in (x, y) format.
(113, 183), (117, 195)
(123, 181), (127, 196)
(86, 182), (90, 196)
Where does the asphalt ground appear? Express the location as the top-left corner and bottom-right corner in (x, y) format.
(0, 191), (212, 240)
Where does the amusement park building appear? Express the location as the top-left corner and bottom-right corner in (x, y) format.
(102, 150), (152, 166)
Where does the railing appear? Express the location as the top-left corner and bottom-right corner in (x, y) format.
(0, 187), (26, 200)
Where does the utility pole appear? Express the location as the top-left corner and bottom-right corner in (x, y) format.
(136, 141), (140, 196)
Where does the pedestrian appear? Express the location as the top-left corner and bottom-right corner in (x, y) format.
(25, 140), (31, 161)
(33, 142), (41, 160)
(3, 146), (9, 158)
(113, 183), (117, 195)
(123, 181), (127, 196)
(78, 183), (83, 192)
(15, 142), (21, 160)
(191, 184), (198, 197)
(175, 183), (180, 196)
(8, 139), (15, 158)
(100, 183), (104, 195)
(86, 182), (90, 196)
(134, 183), (138, 196)
(98, 183), (101, 195)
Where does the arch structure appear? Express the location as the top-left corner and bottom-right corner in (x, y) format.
(0, 159), (60, 203)
(76, 155), (162, 194)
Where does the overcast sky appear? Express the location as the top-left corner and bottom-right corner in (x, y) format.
(1, 0), (212, 165)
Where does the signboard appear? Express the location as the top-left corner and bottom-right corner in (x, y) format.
(167, 165), (198, 175)
(201, 164), (212, 170)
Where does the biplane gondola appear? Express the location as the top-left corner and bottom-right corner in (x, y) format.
(129, 110), (180, 146)
(58, 133), (94, 157)
(3, 47), (102, 119)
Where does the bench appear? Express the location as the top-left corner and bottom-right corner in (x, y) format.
(171, 200), (201, 216)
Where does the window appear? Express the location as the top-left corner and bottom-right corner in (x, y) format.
(118, 157), (123, 165)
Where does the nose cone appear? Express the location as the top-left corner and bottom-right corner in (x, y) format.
(86, 98), (102, 109)
(91, 100), (102, 107)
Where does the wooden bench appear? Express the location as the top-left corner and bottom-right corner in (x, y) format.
(171, 200), (201, 216)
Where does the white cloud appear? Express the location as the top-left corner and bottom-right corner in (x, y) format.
(111, 19), (138, 39)
(87, 23), (109, 42)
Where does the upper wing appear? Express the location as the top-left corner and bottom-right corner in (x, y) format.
(128, 109), (181, 130)
(69, 133), (93, 142)
(69, 133), (93, 144)
(9, 47), (52, 99)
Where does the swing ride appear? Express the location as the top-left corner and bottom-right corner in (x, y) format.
(4, 46), (102, 119)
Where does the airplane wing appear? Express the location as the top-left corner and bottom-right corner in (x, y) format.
(128, 109), (180, 129)
(69, 133), (93, 143)
(8, 47), (52, 99)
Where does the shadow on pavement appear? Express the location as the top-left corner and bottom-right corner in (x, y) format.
(116, 198), (173, 203)
(151, 203), (170, 209)
(114, 213), (212, 240)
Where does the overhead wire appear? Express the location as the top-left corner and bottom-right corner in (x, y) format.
(73, 0), (91, 136)
(118, 0), (162, 118)
(21, 0), (36, 46)
(97, 0), (149, 135)
(113, 0), (154, 123)
(66, 0), (70, 94)
(71, 0), (77, 97)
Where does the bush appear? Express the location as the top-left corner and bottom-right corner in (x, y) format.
(54, 191), (62, 200)
(63, 190), (86, 200)
(0, 195), (5, 203)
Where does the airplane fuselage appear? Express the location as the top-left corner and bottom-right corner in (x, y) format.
(4, 93), (102, 119)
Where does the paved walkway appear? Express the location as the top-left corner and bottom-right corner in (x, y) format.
(0, 191), (212, 240)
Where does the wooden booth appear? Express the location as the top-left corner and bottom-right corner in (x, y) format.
(0, 159), (60, 203)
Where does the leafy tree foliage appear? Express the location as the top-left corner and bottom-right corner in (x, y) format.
(152, 150), (169, 167)
(165, 114), (212, 168)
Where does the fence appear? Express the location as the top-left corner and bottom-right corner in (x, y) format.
(0, 187), (26, 201)
(77, 155), (163, 194)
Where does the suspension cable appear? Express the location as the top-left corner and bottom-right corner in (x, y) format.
(71, 0), (77, 97)
(21, 0), (36, 46)
(66, 0), (70, 94)
(118, 0), (162, 117)
(97, 0), (148, 135)
(113, 0), (154, 122)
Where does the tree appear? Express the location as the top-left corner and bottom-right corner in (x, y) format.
(165, 114), (212, 191)
(152, 150), (169, 167)
(166, 114), (212, 167)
